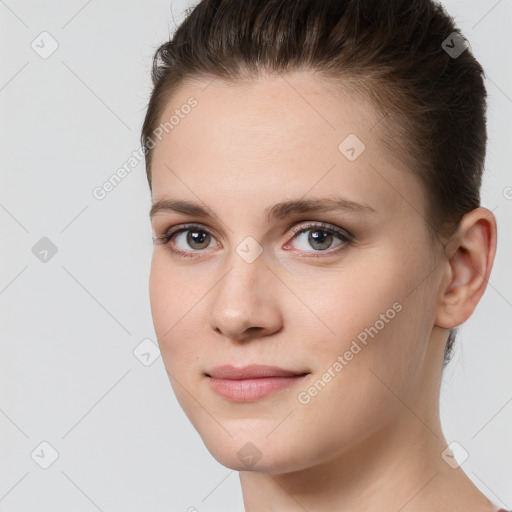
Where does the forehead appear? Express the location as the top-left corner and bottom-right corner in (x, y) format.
(154, 71), (378, 161)
(150, 71), (425, 222)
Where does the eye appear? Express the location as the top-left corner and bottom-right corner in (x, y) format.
(173, 228), (216, 251)
(284, 222), (353, 254)
(152, 221), (353, 258)
(152, 223), (218, 258)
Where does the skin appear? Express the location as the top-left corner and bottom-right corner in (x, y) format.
(147, 70), (498, 512)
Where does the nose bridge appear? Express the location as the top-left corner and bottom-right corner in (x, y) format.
(217, 237), (267, 304)
(208, 238), (282, 339)
(212, 222), (264, 278)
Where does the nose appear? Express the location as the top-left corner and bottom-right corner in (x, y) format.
(208, 250), (283, 343)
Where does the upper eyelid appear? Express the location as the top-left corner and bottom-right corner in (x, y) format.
(288, 221), (350, 235)
(154, 222), (355, 260)
(164, 222), (223, 243)
(164, 221), (352, 243)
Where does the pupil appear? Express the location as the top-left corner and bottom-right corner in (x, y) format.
(188, 230), (210, 249)
(309, 230), (332, 250)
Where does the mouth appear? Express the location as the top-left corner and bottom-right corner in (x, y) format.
(205, 364), (311, 402)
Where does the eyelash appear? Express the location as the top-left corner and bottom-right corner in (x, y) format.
(152, 222), (354, 259)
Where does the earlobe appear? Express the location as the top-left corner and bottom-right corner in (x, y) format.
(435, 207), (497, 330)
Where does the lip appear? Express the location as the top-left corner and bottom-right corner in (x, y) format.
(205, 364), (310, 402)
(206, 364), (309, 379)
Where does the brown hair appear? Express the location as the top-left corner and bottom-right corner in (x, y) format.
(141, 0), (488, 367)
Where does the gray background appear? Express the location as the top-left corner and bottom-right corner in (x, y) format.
(1, 0), (511, 510)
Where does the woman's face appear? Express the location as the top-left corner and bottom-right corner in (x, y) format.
(148, 71), (446, 473)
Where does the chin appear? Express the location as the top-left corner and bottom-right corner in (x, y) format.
(197, 428), (316, 474)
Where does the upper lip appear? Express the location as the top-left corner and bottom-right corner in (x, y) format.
(206, 364), (310, 379)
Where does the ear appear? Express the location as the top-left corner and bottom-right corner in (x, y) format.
(435, 207), (497, 330)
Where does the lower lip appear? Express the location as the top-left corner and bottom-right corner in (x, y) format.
(207, 375), (308, 402)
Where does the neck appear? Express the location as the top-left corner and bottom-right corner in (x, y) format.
(239, 338), (496, 512)
(239, 413), (495, 512)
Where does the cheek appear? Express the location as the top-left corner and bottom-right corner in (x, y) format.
(149, 255), (196, 360)
(301, 248), (431, 379)
(288, 266), (429, 451)
(302, 260), (403, 342)
(148, 255), (173, 338)
(149, 256), (204, 411)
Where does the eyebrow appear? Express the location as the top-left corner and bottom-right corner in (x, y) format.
(150, 196), (377, 222)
